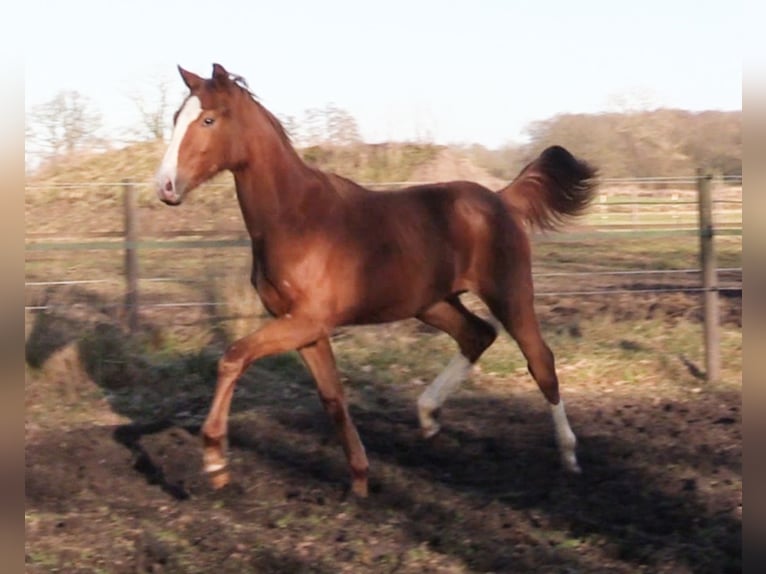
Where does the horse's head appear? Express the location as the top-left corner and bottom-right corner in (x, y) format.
(155, 63), (248, 205)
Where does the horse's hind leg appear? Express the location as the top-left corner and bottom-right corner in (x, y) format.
(484, 284), (581, 473)
(299, 336), (370, 497)
(415, 296), (498, 438)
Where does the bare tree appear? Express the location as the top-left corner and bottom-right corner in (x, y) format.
(129, 78), (174, 141)
(292, 104), (361, 148)
(299, 107), (327, 148)
(324, 104), (361, 147)
(277, 113), (300, 143)
(27, 90), (104, 161)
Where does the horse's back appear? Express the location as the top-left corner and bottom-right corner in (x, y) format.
(353, 179), (510, 227)
(339, 180), (524, 306)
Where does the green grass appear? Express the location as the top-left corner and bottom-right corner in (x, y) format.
(24, 305), (742, 439)
(582, 210), (741, 227)
(533, 236), (741, 272)
(545, 315), (741, 389)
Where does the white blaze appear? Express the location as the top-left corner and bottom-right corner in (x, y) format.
(156, 96), (202, 188)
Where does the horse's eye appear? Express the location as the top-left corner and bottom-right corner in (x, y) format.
(203, 117), (215, 126)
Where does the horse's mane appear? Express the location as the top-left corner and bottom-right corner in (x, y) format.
(225, 71), (366, 200)
(227, 73), (294, 147)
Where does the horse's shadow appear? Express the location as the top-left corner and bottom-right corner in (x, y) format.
(223, 388), (741, 573)
(25, 284), (273, 501)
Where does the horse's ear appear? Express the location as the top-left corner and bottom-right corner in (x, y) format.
(212, 63), (231, 86)
(178, 66), (203, 91)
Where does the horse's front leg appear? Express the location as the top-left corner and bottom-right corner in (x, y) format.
(299, 336), (369, 497)
(201, 315), (324, 488)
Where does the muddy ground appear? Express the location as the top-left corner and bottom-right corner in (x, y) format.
(25, 291), (741, 574)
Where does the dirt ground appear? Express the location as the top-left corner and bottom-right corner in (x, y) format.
(25, 290), (741, 574)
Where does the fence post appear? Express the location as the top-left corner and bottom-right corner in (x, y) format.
(697, 170), (719, 382)
(123, 179), (139, 333)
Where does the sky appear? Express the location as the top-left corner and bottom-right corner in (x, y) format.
(26, 0), (742, 150)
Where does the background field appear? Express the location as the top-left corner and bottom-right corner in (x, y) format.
(25, 143), (741, 573)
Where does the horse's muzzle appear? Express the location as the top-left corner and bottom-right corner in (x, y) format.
(157, 177), (183, 205)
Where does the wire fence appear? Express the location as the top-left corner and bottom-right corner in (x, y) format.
(24, 175), (743, 313)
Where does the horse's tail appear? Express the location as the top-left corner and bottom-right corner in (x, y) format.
(498, 145), (598, 232)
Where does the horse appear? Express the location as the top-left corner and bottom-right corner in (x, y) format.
(154, 63), (598, 497)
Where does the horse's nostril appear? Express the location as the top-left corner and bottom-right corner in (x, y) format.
(164, 180), (173, 192)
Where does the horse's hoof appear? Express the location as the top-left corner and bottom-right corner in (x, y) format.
(563, 456), (582, 474)
(206, 466), (231, 489)
(418, 405), (442, 440)
(351, 478), (369, 498)
(421, 422), (442, 440)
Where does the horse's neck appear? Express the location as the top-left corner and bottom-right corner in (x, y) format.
(232, 133), (333, 238)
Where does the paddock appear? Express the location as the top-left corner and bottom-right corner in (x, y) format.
(25, 182), (741, 571)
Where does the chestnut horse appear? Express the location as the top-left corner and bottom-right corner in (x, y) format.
(155, 64), (597, 497)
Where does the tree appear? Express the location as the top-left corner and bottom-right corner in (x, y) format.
(129, 78), (174, 141)
(299, 107), (327, 148)
(277, 113), (300, 143)
(520, 110), (739, 178)
(27, 90), (104, 161)
(292, 104), (361, 148)
(324, 104), (361, 147)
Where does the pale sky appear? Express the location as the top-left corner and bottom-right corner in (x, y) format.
(26, 0), (742, 149)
